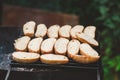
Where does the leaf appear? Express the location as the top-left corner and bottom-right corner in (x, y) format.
(99, 6), (108, 16)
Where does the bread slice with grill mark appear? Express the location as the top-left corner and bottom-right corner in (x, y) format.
(70, 25), (84, 39)
(67, 39), (80, 58)
(59, 25), (72, 39)
(12, 52), (40, 63)
(41, 38), (56, 54)
(54, 38), (69, 55)
(72, 55), (100, 64)
(40, 54), (69, 64)
(35, 24), (47, 38)
(80, 43), (99, 57)
(47, 25), (60, 38)
(14, 36), (31, 51)
(28, 37), (43, 53)
(76, 33), (99, 46)
(84, 26), (96, 38)
(23, 21), (36, 37)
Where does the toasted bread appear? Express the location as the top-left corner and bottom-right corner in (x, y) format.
(70, 25), (84, 39)
(40, 54), (69, 64)
(41, 38), (56, 54)
(67, 39), (80, 58)
(76, 33), (99, 46)
(35, 24), (47, 38)
(80, 43), (99, 57)
(59, 25), (72, 39)
(28, 37), (43, 53)
(23, 21), (36, 37)
(54, 38), (69, 55)
(12, 52), (40, 63)
(72, 55), (100, 64)
(84, 26), (96, 38)
(47, 25), (60, 38)
(14, 36), (31, 51)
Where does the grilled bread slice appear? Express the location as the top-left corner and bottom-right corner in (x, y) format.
(76, 33), (99, 46)
(80, 43), (99, 57)
(70, 25), (84, 39)
(54, 38), (69, 55)
(14, 36), (31, 51)
(67, 39), (80, 58)
(84, 26), (96, 38)
(40, 54), (69, 64)
(35, 24), (47, 38)
(59, 25), (72, 39)
(72, 55), (100, 64)
(28, 37), (43, 53)
(12, 52), (40, 63)
(41, 38), (56, 54)
(47, 25), (60, 38)
(23, 21), (36, 37)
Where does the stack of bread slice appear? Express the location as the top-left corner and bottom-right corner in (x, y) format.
(12, 21), (100, 64)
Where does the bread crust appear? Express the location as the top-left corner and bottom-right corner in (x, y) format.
(72, 55), (100, 64)
(76, 33), (99, 46)
(28, 37), (43, 53)
(12, 52), (40, 63)
(67, 39), (80, 58)
(14, 36), (31, 51)
(70, 25), (84, 39)
(59, 25), (72, 39)
(23, 21), (36, 37)
(54, 38), (69, 55)
(47, 25), (60, 38)
(40, 54), (69, 64)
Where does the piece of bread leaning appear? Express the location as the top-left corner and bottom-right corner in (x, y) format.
(41, 38), (56, 54)
(35, 24), (47, 38)
(12, 52), (40, 63)
(28, 37), (43, 53)
(47, 25), (60, 38)
(76, 33), (99, 46)
(70, 25), (84, 39)
(84, 26), (96, 38)
(59, 25), (72, 39)
(14, 36), (31, 51)
(67, 39), (80, 58)
(54, 38), (69, 55)
(40, 54), (69, 64)
(23, 21), (36, 37)
(72, 43), (100, 64)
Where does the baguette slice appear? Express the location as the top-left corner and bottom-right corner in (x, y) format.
(72, 55), (100, 64)
(40, 54), (69, 64)
(54, 38), (69, 55)
(70, 25), (84, 39)
(84, 26), (96, 38)
(67, 39), (80, 58)
(28, 37), (43, 53)
(59, 25), (72, 39)
(80, 43), (99, 57)
(23, 21), (36, 37)
(12, 52), (40, 63)
(47, 25), (60, 38)
(41, 38), (56, 54)
(35, 24), (47, 37)
(76, 33), (99, 46)
(14, 36), (31, 51)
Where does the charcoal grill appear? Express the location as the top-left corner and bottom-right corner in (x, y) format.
(0, 26), (103, 80)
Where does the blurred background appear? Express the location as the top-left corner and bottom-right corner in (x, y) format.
(0, 0), (120, 80)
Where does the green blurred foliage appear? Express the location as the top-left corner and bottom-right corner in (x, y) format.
(5, 0), (120, 79)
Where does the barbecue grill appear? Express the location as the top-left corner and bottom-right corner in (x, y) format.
(0, 26), (103, 80)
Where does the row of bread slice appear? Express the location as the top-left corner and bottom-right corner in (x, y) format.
(13, 36), (100, 64)
(23, 21), (96, 39)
